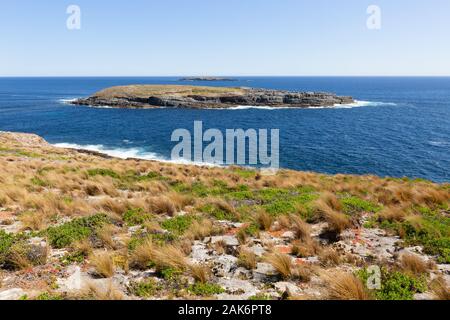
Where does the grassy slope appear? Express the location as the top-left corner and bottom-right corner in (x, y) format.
(0, 132), (449, 300)
(93, 85), (246, 99)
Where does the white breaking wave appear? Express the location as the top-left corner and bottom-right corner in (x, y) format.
(58, 98), (115, 109)
(332, 100), (397, 109)
(428, 141), (450, 147)
(53, 142), (218, 167)
(58, 97), (396, 110)
(58, 98), (78, 104)
(209, 100), (397, 110)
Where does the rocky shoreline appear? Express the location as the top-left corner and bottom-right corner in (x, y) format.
(70, 85), (354, 109)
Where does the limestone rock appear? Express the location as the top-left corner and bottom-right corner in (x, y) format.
(0, 288), (26, 300)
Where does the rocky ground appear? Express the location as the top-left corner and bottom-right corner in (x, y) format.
(0, 131), (448, 300)
(71, 85), (354, 109)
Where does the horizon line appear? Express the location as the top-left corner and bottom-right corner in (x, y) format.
(1, 75), (450, 78)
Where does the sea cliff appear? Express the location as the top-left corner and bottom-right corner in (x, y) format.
(71, 85), (355, 109)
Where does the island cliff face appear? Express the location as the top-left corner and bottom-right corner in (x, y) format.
(71, 85), (354, 109)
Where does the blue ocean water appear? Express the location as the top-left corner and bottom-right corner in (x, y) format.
(0, 77), (449, 182)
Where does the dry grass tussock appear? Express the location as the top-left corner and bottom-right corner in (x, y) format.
(323, 271), (371, 300)
(185, 219), (216, 240)
(82, 281), (124, 300)
(129, 240), (188, 272)
(289, 215), (311, 241)
(430, 277), (450, 300)
(313, 199), (351, 235)
(89, 251), (115, 278)
(399, 253), (429, 275)
(237, 249), (257, 270)
(255, 210), (272, 231)
(189, 263), (210, 283)
(264, 252), (312, 281)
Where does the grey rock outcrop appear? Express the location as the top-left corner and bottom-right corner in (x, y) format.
(72, 87), (354, 109)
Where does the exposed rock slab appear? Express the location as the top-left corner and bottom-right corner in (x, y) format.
(71, 85), (354, 109)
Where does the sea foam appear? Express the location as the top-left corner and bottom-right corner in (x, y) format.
(53, 143), (218, 167)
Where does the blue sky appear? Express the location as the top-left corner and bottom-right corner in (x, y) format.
(1, 0), (450, 76)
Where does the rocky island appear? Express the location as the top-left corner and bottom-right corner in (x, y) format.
(71, 85), (354, 109)
(179, 77), (237, 82)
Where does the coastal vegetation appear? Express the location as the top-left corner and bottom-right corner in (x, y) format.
(0, 131), (448, 300)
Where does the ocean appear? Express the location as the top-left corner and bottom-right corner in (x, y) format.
(0, 77), (449, 182)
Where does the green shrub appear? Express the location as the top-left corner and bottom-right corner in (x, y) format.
(31, 177), (49, 187)
(229, 168), (257, 179)
(399, 212), (449, 263)
(87, 168), (119, 179)
(160, 267), (183, 281)
(341, 196), (381, 214)
(128, 279), (160, 297)
(199, 204), (237, 221)
(189, 283), (224, 296)
(248, 294), (272, 300)
(358, 268), (427, 300)
(123, 208), (153, 226)
(36, 292), (64, 300)
(161, 215), (194, 236)
(44, 214), (108, 248)
(0, 230), (15, 265)
(60, 250), (86, 266)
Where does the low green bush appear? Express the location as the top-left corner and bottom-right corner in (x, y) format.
(189, 283), (224, 296)
(44, 214), (108, 248)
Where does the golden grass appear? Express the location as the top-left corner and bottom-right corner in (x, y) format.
(90, 251), (115, 278)
(290, 215), (311, 241)
(319, 248), (341, 267)
(313, 199), (351, 235)
(256, 210), (272, 231)
(144, 221), (162, 234)
(96, 224), (117, 249)
(7, 250), (32, 270)
(291, 239), (321, 258)
(1, 131), (450, 301)
(147, 196), (176, 216)
(94, 197), (127, 215)
(399, 254), (429, 275)
(237, 249), (257, 270)
(185, 219), (215, 240)
(276, 215), (291, 230)
(152, 245), (188, 271)
(72, 238), (93, 256)
(19, 212), (47, 231)
(378, 206), (407, 223)
(83, 281), (124, 300)
(264, 253), (294, 279)
(324, 271), (371, 300)
(320, 192), (342, 211)
(130, 239), (155, 270)
(430, 276), (450, 300)
(213, 240), (227, 255)
(189, 264), (210, 283)
(94, 85), (245, 99)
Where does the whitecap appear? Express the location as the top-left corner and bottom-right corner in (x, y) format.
(428, 141), (450, 147)
(333, 100), (398, 109)
(58, 98), (78, 104)
(207, 100), (397, 110)
(53, 143), (219, 167)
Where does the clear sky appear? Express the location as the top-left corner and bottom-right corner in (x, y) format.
(1, 0), (450, 76)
